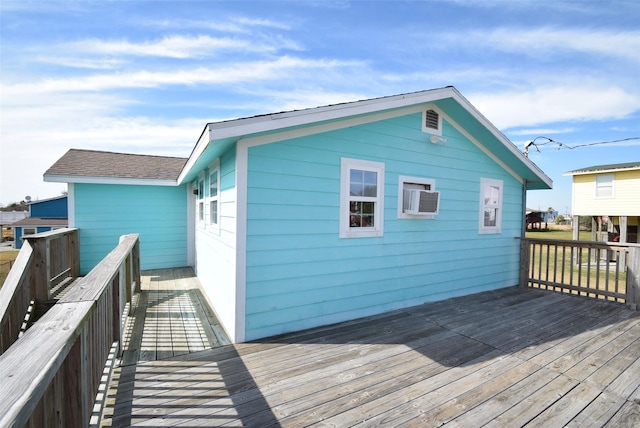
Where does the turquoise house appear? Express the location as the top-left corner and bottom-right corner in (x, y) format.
(45, 87), (552, 343)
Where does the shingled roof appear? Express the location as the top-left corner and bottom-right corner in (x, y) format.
(565, 161), (640, 175)
(44, 149), (188, 183)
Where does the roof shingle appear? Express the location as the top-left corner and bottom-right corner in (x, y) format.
(44, 149), (187, 181)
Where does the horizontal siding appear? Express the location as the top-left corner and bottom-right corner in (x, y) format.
(194, 145), (237, 338)
(244, 112), (523, 340)
(74, 183), (187, 274)
(573, 170), (640, 215)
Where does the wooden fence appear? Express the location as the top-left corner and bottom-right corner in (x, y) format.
(0, 228), (80, 353)
(0, 233), (140, 427)
(520, 238), (640, 309)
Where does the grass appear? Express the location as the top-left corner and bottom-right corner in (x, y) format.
(0, 249), (20, 288)
(525, 226), (593, 241)
(524, 226), (628, 303)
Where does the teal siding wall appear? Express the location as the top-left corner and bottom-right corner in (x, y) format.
(193, 146), (237, 337)
(73, 183), (187, 274)
(244, 112), (524, 340)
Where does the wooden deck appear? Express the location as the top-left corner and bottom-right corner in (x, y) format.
(102, 268), (640, 427)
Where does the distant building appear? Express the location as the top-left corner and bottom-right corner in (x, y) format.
(0, 211), (29, 242)
(11, 196), (68, 249)
(565, 161), (640, 243)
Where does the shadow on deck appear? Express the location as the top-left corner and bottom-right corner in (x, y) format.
(102, 268), (640, 427)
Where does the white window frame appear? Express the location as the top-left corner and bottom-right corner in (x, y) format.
(207, 159), (221, 233)
(595, 173), (614, 198)
(340, 158), (385, 238)
(196, 173), (205, 226)
(421, 104), (443, 136)
(479, 178), (503, 234)
(398, 175), (437, 219)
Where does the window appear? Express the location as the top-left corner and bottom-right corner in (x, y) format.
(196, 173), (205, 225)
(340, 158), (385, 238)
(479, 178), (503, 234)
(595, 174), (613, 198)
(23, 228), (36, 236)
(398, 175), (437, 219)
(208, 159), (220, 232)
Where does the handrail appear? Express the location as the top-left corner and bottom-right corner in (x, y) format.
(519, 237), (640, 309)
(0, 228), (79, 354)
(0, 233), (140, 427)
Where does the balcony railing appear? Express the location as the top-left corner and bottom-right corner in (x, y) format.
(519, 238), (640, 309)
(0, 228), (80, 353)
(0, 233), (140, 427)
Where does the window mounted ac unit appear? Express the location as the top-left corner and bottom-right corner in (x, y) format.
(404, 189), (440, 215)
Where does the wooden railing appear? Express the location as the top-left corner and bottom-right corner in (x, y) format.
(0, 228), (79, 354)
(0, 233), (140, 428)
(520, 238), (640, 309)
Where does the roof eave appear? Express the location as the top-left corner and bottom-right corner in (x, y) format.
(44, 174), (178, 187)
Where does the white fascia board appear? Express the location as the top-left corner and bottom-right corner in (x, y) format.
(209, 87), (454, 140)
(447, 89), (552, 189)
(178, 88), (454, 184)
(177, 125), (213, 184)
(44, 174), (178, 186)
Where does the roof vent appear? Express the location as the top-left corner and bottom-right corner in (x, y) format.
(422, 108), (442, 135)
(424, 110), (439, 130)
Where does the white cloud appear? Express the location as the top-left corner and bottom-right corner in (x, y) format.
(469, 85), (640, 129)
(2, 56), (367, 94)
(63, 35), (260, 59)
(485, 28), (640, 63)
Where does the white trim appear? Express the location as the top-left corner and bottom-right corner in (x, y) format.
(67, 184), (75, 227)
(479, 178), (503, 234)
(44, 174), (178, 187)
(209, 88), (453, 141)
(595, 173), (614, 199)
(340, 158), (385, 238)
(397, 175), (437, 219)
(440, 109), (523, 185)
(186, 183), (195, 268)
(235, 142), (248, 343)
(177, 124), (212, 185)
(447, 91), (552, 189)
(196, 172), (206, 227)
(421, 107), (443, 136)
(207, 158), (221, 234)
(239, 105), (424, 148)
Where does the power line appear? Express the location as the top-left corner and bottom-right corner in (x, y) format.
(523, 136), (640, 156)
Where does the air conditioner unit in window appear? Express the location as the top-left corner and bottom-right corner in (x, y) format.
(404, 189), (440, 215)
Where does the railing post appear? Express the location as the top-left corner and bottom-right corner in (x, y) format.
(25, 236), (50, 303)
(626, 246), (640, 310)
(69, 230), (80, 278)
(519, 238), (530, 289)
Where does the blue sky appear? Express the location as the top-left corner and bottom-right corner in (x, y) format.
(1, 0), (639, 215)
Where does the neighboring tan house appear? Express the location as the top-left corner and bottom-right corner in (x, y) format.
(565, 161), (640, 243)
(44, 87), (552, 343)
(11, 196), (68, 249)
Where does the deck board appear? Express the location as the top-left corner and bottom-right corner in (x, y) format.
(101, 268), (640, 427)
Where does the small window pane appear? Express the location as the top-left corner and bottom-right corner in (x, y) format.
(349, 201), (375, 228)
(484, 208), (497, 227)
(484, 186), (500, 205)
(210, 200), (218, 225)
(350, 169), (377, 197)
(210, 174), (218, 197)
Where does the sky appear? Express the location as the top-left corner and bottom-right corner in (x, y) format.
(1, 0), (639, 215)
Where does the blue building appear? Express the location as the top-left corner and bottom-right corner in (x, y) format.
(45, 87), (552, 342)
(11, 196), (68, 249)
